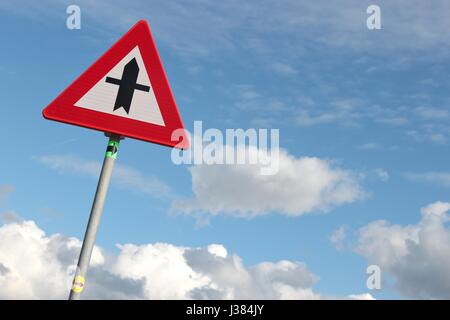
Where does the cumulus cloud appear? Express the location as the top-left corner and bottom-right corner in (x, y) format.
(172, 147), (363, 217)
(0, 220), (322, 299)
(356, 201), (450, 299)
(35, 155), (171, 199)
(0, 220), (104, 299)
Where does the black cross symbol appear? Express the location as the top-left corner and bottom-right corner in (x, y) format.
(105, 58), (150, 114)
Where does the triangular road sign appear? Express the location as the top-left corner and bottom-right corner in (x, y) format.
(43, 20), (189, 149)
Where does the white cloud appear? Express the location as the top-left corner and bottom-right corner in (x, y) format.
(229, 85), (288, 117)
(348, 293), (375, 300)
(430, 133), (447, 144)
(414, 107), (449, 120)
(296, 99), (397, 128)
(207, 244), (228, 258)
(358, 142), (382, 150)
(0, 220), (104, 299)
(172, 148), (363, 217)
(404, 172), (450, 187)
(374, 168), (389, 182)
(406, 129), (448, 145)
(296, 111), (341, 127)
(186, 65), (203, 75)
(0, 219), (323, 299)
(6, 1), (450, 60)
(330, 226), (347, 251)
(296, 98), (449, 146)
(36, 155), (100, 176)
(35, 155), (171, 199)
(270, 62), (298, 76)
(356, 201), (450, 299)
(375, 117), (409, 126)
(358, 143), (399, 152)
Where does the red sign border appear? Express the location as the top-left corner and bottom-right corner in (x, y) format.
(43, 20), (189, 149)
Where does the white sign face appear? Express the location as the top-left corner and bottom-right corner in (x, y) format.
(75, 46), (165, 127)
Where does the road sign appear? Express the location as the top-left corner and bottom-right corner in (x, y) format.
(42, 20), (190, 300)
(43, 20), (189, 149)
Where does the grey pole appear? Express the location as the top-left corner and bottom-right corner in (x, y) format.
(69, 134), (122, 300)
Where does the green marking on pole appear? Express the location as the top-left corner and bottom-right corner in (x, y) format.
(105, 139), (120, 159)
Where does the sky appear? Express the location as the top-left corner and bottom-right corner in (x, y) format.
(1, 0), (450, 299)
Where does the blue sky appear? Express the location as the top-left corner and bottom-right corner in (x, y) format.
(1, 1), (450, 299)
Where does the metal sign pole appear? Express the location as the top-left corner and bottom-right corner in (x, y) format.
(69, 134), (122, 300)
